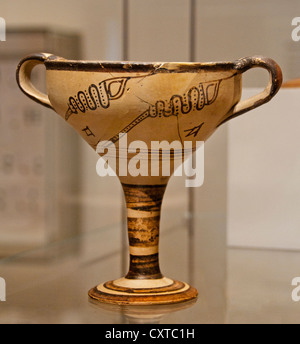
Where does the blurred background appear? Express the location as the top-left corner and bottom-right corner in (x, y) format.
(0, 0), (300, 324)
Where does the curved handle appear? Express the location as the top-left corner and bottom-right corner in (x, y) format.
(16, 53), (55, 110)
(218, 56), (282, 126)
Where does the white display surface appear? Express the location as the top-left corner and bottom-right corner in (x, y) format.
(228, 88), (300, 250)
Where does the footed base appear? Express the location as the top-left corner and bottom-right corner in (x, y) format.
(88, 277), (198, 305)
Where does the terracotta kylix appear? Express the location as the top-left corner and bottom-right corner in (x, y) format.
(16, 53), (282, 305)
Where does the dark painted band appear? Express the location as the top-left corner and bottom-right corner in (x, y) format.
(126, 253), (162, 279)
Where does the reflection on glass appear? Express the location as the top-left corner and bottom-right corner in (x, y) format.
(88, 297), (197, 324)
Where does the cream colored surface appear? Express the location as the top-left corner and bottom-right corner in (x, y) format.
(129, 246), (158, 255)
(97, 283), (189, 296)
(106, 277), (174, 289)
(17, 54), (254, 189)
(127, 209), (161, 218)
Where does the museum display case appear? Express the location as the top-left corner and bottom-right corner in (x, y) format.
(0, 29), (82, 256)
(1, 0), (300, 324)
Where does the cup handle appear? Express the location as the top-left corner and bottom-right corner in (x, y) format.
(218, 56), (282, 126)
(16, 53), (55, 110)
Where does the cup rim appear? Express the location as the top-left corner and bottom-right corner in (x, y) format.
(45, 56), (236, 73)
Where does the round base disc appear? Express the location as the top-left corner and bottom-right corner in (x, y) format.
(88, 278), (198, 305)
